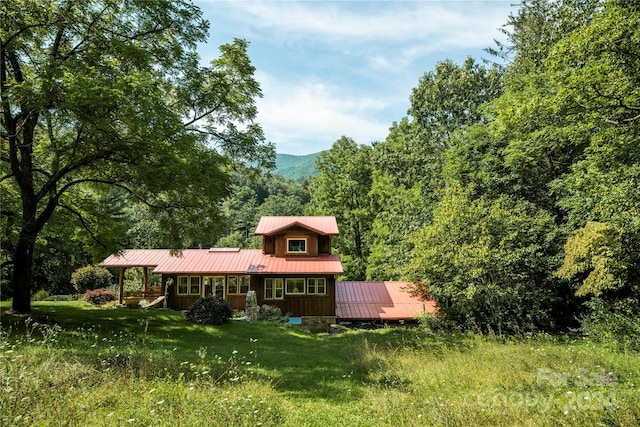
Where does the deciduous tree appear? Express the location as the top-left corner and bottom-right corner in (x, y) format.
(1, 0), (273, 312)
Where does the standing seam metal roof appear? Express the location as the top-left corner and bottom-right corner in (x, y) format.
(254, 216), (339, 236)
(335, 281), (436, 321)
(100, 249), (343, 275)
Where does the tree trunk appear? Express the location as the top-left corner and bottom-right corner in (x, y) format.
(11, 233), (36, 314)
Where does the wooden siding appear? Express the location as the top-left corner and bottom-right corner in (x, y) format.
(253, 275), (336, 317)
(263, 236), (275, 254)
(274, 226), (319, 257)
(318, 235), (331, 255)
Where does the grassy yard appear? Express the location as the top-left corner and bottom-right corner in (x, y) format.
(1, 301), (639, 426)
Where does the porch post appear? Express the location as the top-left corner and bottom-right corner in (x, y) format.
(118, 267), (125, 304)
(143, 266), (148, 295)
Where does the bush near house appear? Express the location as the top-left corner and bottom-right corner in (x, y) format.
(185, 297), (234, 325)
(83, 289), (116, 306)
(71, 265), (113, 293)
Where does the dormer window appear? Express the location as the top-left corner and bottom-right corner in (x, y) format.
(287, 238), (307, 254)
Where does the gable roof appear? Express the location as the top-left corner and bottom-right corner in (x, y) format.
(100, 249), (343, 275)
(335, 281), (436, 321)
(255, 216), (339, 236)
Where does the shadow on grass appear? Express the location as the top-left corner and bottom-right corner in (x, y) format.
(1, 301), (471, 403)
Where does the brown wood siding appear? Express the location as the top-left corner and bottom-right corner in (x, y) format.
(274, 227), (319, 257)
(263, 236), (275, 254)
(318, 235), (331, 254)
(254, 275), (335, 317)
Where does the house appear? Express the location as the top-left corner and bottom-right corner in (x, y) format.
(100, 216), (343, 322)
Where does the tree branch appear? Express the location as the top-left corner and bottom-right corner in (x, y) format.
(58, 202), (110, 251)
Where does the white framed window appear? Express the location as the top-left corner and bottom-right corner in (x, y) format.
(178, 276), (201, 295)
(227, 276), (239, 294)
(306, 278), (327, 295)
(204, 276), (225, 299)
(286, 278), (306, 295)
(214, 276), (225, 298)
(316, 277), (326, 295)
(265, 278), (284, 300)
(307, 278), (316, 294)
(177, 276), (189, 295)
(287, 238), (307, 254)
(240, 275), (250, 294)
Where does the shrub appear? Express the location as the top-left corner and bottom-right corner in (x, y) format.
(185, 297), (233, 326)
(581, 298), (640, 351)
(32, 290), (50, 301)
(257, 304), (286, 322)
(71, 265), (113, 293)
(83, 288), (116, 306)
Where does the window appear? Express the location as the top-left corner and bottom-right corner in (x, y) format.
(307, 278), (316, 294)
(204, 276), (225, 298)
(287, 238), (307, 254)
(204, 277), (213, 297)
(190, 276), (201, 295)
(307, 278), (327, 295)
(178, 276), (201, 295)
(227, 276), (238, 294)
(286, 278), (305, 295)
(240, 276), (250, 294)
(177, 276), (189, 295)
(264, 278), (284, 300)
(214, 276), (225, 298)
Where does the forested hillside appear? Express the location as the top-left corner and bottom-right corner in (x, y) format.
(2, 0), (638, 344)
(274, 153), (321, 180)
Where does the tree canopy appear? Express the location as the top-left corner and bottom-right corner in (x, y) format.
(1, 0), (273, 312)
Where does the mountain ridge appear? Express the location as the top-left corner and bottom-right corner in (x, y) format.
(274, 152), (322, 181)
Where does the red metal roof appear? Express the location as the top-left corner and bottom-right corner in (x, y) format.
(100, 249), (175, 268)
(335, 281), (436, 321)
(153, 249), (263, 274)
(248, 254), (343, 274)
(255, 216), (339, 236)
(100, 249), (343, 275)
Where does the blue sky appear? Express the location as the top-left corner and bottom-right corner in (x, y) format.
(195, 1), (515, 155)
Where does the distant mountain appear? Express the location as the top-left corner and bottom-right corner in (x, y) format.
(274, 152), (322, 181)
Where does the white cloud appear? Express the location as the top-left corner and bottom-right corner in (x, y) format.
(215, 1), (510, 51)
(195, 1), (515, 155)
(255, 71), (390, 154)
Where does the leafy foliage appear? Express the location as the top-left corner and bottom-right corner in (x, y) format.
(83, 288), (116, 306)
(308, 137), (374, 280)
(70, 266), (113, 293)
(407, 184), (562, 332)
(1, 0), (272, 313)
(185, 297), (234, 326)
(31, 290), (50, 302)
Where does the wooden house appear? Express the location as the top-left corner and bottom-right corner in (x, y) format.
(100, 216), (343, 320)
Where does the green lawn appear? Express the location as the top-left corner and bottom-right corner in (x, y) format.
(1, 301), (639, 426)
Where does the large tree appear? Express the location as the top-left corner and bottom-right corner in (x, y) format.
(308, 137), (373, 280)
(1, 0), (273, 313)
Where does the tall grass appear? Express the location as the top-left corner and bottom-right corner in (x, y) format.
(1, 302), (639, 426)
